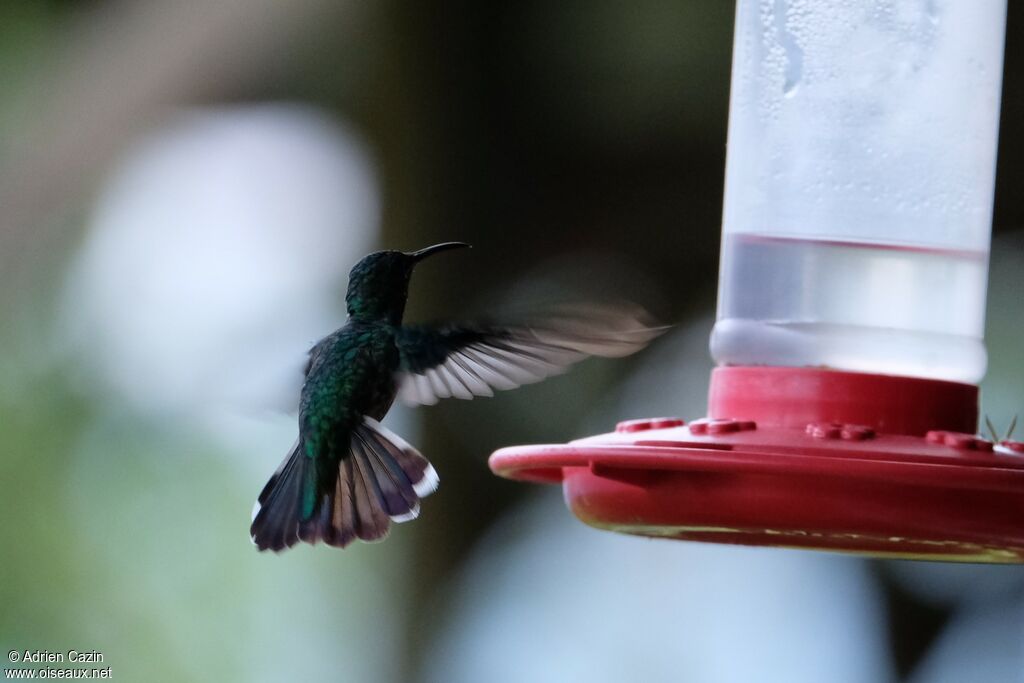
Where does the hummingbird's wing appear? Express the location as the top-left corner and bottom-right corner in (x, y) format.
(394, 303), (666, 406)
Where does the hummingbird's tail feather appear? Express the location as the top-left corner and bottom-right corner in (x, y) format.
(250, 440), (317, 552)
(331, 418), (437, 543)
(361, 417), (439, 498)
(250, 418), (438, 552)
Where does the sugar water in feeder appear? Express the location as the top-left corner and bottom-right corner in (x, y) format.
(711, 0), (1006, 384)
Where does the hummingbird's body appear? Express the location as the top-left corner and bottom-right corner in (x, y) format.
(251, 243), (664, 552)
(299, 322), (398, 479)
(302, 324), (398, 427)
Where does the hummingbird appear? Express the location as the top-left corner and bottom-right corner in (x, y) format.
(250, 242), (664, 552)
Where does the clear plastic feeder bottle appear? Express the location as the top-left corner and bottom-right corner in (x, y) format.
(712, 0), (1007, 384)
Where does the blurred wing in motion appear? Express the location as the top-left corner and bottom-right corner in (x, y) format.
(395, 303), (667, 406)
(259, 337), (329, 415)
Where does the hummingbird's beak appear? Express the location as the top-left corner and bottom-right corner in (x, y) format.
(408, 242), (471, 262)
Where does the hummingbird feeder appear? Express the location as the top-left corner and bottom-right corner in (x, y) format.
(489, 0), (1024, 562)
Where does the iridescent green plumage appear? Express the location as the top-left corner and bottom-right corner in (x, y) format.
(298, 323), (399, 518)
(250, 242), (665, 552)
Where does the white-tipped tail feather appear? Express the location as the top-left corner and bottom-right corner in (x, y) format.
(250, 417), (438, 552)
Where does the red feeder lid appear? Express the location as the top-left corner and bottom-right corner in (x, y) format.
(489, 367), (1024, 563)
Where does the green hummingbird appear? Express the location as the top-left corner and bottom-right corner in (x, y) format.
(250, 242), (664, 551)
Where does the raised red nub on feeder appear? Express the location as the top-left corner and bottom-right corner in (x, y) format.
(615, 417), (685, 433)
(806, 422), (876, 441)
(926, 430), (995, 452)
(689, 418), (757, 435)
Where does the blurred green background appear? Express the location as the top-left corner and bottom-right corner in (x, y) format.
(2, 2), (1023, 682)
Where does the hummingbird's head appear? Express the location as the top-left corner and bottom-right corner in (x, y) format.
(345, 242), (470, 321)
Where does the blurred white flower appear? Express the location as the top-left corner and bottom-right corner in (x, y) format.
(61, 104), (377, 432)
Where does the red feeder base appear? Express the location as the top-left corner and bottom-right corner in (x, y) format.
(489, 367), (1024, 563)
